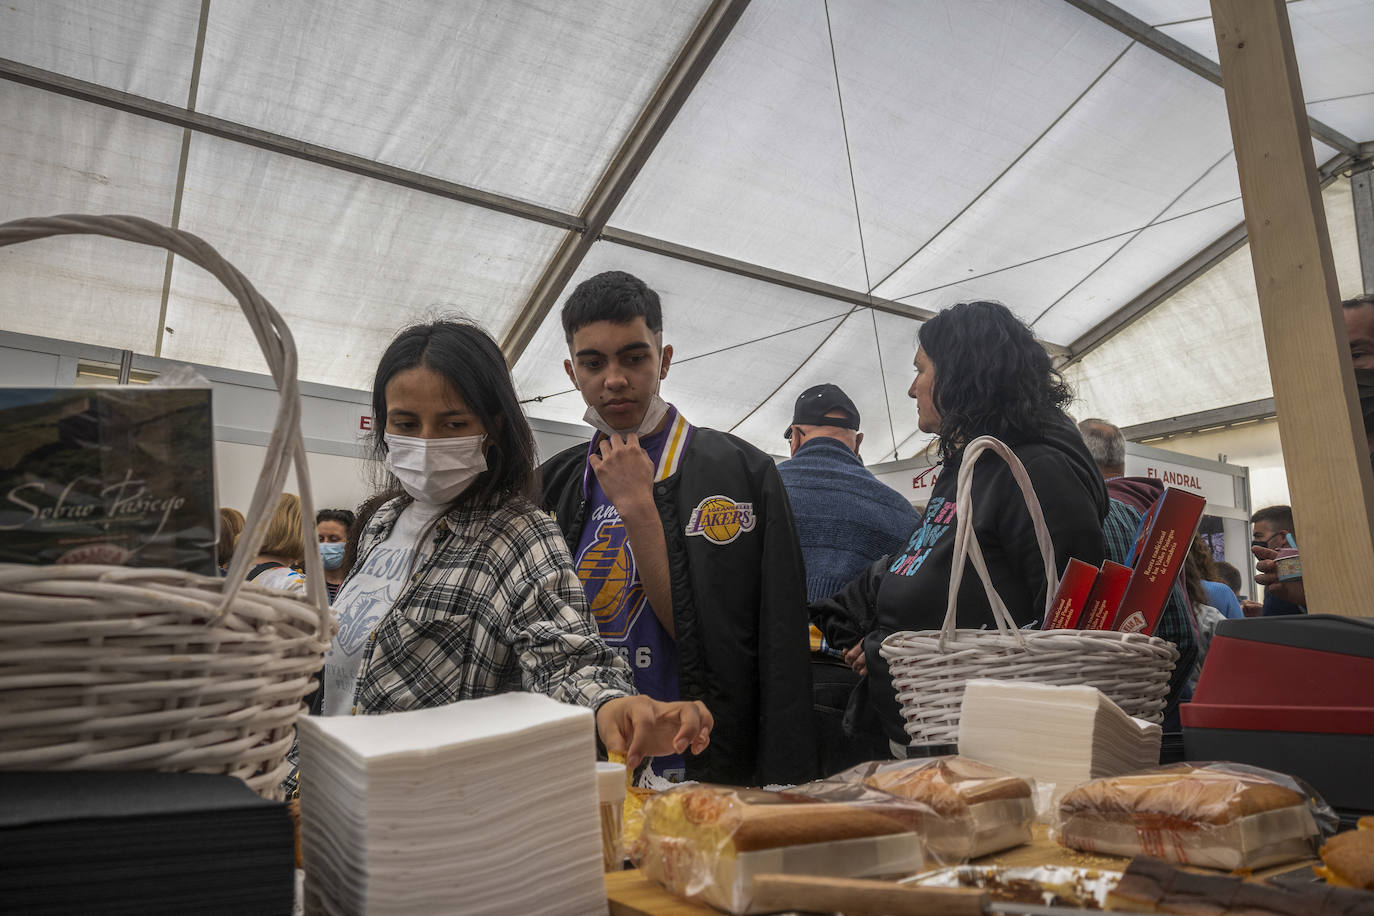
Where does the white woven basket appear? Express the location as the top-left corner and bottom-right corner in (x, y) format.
(881, 436), (1179, 748)
(0, 214), (332, 798)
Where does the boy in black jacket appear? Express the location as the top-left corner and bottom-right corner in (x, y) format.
(539, 270), (815, 787)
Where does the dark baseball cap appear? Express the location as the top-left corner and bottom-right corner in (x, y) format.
(784, 384), (860, 439)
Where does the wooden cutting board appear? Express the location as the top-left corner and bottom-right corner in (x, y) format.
(606, 868), (717, 916)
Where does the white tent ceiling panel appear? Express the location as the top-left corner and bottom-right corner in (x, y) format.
(608, 0), (868, 290)
(873, 45), (1235, 345)
(1153, 1), (1374, 143)
(0, 83), (182, 352)
(1065, 178), (1363, 429)
(512, 242), (856, 434)
(878, 236), (1128, 329)
(1032, 195), (1246, 343)
(825, 0), (1132, 286)
(730, 308), (926, 462)
(0, 0), (199, 106)
(194, 0), (709, 213)
(162, 134), (564, 387)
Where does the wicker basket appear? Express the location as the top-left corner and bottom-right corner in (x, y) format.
(0, 214), (332, 798)
(881, 436), (1179, 749)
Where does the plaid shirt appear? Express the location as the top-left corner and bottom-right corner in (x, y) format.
(346, 494), (634, 713)
(1103, 497), (1198, 711)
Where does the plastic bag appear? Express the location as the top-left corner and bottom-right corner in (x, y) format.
(631, 784), (925, 914)
(1056, 761), (1337, 870)
(823, 755), (1037, 863)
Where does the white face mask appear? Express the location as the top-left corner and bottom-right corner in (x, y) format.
(383, 433), (487, 505)
(582, 394), (669, 438)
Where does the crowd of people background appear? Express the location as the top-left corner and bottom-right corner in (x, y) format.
(208, 275), (1374, 786)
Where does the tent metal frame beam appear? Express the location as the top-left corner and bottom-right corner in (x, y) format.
(1063, 150), (1355, 366)
(1352, 159), (1374, 295)
(1060, 0), (1360, 156)
(1122, 397), (1275, 441)
(499, 0), (751, 362)
(0, 57), (584, 232)
(603, 227), (934, 319)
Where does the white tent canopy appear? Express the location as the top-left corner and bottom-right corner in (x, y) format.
(3, 0), (1371, 466)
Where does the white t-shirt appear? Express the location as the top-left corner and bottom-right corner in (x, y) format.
(251, 565), (305, 593)
(321, 501), (446, 715)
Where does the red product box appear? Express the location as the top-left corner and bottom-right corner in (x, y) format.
(1111, 487), (1206, 635)
(1045, 558), (1099, 629)
(1078, 560), (1133, 630)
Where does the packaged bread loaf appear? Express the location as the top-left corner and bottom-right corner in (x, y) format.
(825, 755), (1036, 862)
(631, 784), (924, 914)
(1058, 763), (1335, 870)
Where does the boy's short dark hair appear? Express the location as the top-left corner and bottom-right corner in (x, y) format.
(561, 270), (663, 343)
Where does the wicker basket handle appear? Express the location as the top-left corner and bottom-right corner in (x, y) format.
(0, 214), (329, 629)
(940, 436), (1059, 647)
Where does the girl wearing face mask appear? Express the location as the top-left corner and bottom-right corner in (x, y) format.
(315, 508), (355, 603)
(315, 320), (712, 772)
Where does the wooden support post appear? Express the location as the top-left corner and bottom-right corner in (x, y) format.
(1210, 0), (1374, 617)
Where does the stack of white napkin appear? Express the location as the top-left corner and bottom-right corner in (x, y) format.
(957, 679), (1162, 801)
(297, 692), (607, 915)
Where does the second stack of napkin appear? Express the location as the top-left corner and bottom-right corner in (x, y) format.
(957, 679), (1162, 802)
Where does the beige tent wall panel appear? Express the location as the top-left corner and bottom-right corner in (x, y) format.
(1066, 178), (1364, 428)
(215, 440), (372, 526)
(511, 242), (855, 435)
(163, 133), (565, 389)
(0, 83), (183, 353)
(194, 0), (709, 213)
(0, 0), (199, 106)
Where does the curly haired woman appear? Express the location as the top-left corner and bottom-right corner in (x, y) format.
(813, 300), (1108, 754)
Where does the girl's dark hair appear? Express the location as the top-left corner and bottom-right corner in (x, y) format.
(371, 320), (537, 508)
(917, 300), (1072, 462)
(315, 508), (356, 530)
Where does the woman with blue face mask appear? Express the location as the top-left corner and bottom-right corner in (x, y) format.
(315, 508), (355, 603)
(314, 319), (712, 773)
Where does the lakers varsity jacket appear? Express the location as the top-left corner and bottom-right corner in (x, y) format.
(539, 412), (817, 786)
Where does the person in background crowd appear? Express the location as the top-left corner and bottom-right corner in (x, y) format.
(315, 508), (356, 603)
(1183, 534), (1227, 695)
(813, 301), (1108, 754)
(1076, 418), (1198, 719)
(313, 319), (709, 773)
(777, 382), (921, 774)
(779, 383), (922, 602)
(1250, 295), (1374, 612)
(1344, 293), (1374, 472)
(217, 506), (244, 575)
(1191, 535), (1244, 621)
(540, 271), (813, 786)
(1250, 505), (1304, 615)
(1214, 560), (1246, 603)
(246, 494), (306, 592)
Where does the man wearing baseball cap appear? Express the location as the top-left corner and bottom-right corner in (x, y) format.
(779, 383), (921, 773)
(780, 384), (921, 602)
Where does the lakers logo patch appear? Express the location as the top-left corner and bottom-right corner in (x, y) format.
(684, 495), (755, 545)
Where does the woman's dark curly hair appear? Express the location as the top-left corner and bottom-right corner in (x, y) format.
(918, 300), (1072, 463)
